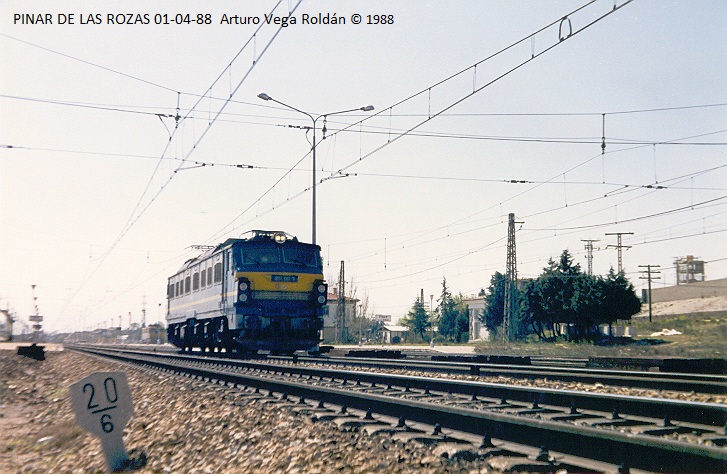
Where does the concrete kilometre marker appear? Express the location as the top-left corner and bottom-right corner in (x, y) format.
(70, 372), (134, 472)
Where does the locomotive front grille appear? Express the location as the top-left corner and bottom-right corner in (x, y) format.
(251, 290), (310, 301)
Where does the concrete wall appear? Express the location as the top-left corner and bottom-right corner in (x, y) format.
(648, 278), (727, 303)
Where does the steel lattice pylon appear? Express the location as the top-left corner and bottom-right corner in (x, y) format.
(503, 213), (518, 342)
(337, 260), (346, 342)
(581, 239), (599, 276)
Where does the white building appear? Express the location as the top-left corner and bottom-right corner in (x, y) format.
(382, 325), (409, 344)
(462, 296), (490, 341)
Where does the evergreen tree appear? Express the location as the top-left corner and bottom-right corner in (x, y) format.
(437, 278), (457, 341)
(601, 267), (642, 324)
(481, 271), (526, 339)
(452, 293), (470, 342)
(400, 297), (431, 341)
(482, 272), (506, 332)
(522, 250), (588, 340)
(521, 250), (641, 341)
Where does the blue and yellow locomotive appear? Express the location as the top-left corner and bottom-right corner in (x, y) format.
(166, 230), (327, 354)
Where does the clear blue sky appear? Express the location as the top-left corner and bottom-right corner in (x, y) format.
(1, 0), (725, 333)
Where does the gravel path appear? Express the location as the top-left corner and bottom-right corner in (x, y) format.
(0, 350), (490, 473)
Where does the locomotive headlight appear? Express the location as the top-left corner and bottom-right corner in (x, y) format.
(274, 232), (287, 244)
(312, 280), (327, 305)
(237, 278), (251, 305)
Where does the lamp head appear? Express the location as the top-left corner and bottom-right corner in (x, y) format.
(362, 105), (374, 112)
(258, 93), (272, 101)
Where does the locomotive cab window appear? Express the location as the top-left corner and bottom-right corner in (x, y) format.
(238, 245), (281, 266)
(283, 246), (320, 267)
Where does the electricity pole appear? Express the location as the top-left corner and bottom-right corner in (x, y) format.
(503, 213), (522, 343)
(337, 261), (345, 343)
(639, 265), (661, 322)
(581, 239), (600, 276)
(605, 232), (633, 274)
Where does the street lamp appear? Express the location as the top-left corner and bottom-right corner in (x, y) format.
(258, 92), (373, 245)
(430, 294), (434, 345)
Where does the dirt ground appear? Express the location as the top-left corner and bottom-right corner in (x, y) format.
(0, 349), (489, 474)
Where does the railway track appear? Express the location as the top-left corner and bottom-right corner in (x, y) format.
(69, 344), (727, 472)
(90, 344), (727, 394)
(286, 354), (727, 395)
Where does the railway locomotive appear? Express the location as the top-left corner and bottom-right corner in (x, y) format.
(166, 230), (327, 354)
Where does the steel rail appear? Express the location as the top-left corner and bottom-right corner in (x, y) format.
(82, 344), (727, 394)
(69, 345), (727, 473)
(78, 345), (726, 426)
(294, 354), (727, 394)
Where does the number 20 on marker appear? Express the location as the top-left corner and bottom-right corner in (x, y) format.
(71, 372), (133, 436)
(70, 371), (134, 471)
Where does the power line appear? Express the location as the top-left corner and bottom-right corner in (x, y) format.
(330, 170), (727, 192)
(331, 0), (635, 178)
(115, 0), (301, 245)
(327, 124), (727, 146)
(526, 195), (727, 232)
(354, 102), (727, 118)
(331, 150), (726, 282)
(274, 155), (724, 271)
(0, 32), (178, 93)
(335, 148), (727, 262)
(208, 0), (637, 243)
(8, 93), (726, 147)
(56, 0), (301, 320)
(0, 94), (177, 118)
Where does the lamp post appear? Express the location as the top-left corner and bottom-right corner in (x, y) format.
(258, 93), (373, 245)
(430, 294), (434, 345)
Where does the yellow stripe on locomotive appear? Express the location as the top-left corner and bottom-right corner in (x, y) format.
(235, 271), (321, 292)
(234, 271), (327, 306)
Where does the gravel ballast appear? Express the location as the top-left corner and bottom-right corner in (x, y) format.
(0, 350), (490, 473)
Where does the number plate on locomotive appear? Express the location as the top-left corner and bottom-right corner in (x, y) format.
(271, 275), (298, 282)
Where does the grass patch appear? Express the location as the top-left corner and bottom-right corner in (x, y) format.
(474, 311), (727, 358)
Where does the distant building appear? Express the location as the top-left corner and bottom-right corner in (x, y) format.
(141, 323), (166, 344)
(674, 256), (705, 285)
(321, 288), (359, 343)
(382, 325), (409, 344)
(462, 296), (490, 341)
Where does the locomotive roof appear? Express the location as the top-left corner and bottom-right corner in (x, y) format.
(176, 231), (306, 273)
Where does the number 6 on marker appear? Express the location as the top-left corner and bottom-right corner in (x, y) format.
(70, 371), (134, 471)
